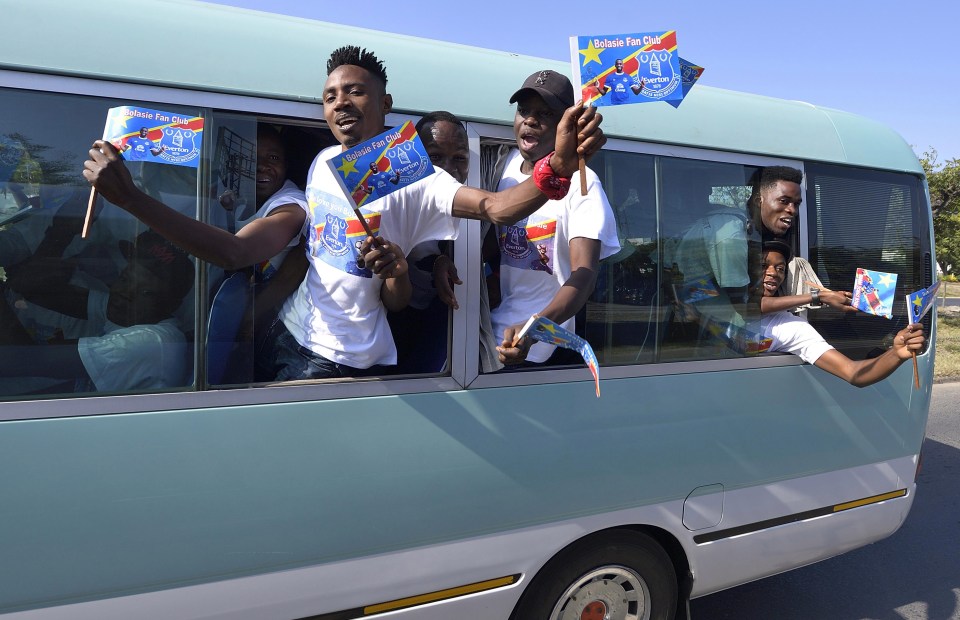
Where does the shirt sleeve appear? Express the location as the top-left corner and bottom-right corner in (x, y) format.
(566, 169), (621, 260)
(769, 313), (835, 365)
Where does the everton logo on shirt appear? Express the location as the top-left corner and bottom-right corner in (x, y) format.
(307, 187), (381, 278)
(502, 225), (532, 259)
(321, 213), (350, 256)
(500, 217), (558, 274)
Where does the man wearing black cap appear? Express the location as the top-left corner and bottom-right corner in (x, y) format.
(493, 70), (620, 366)
(757, 240), (923, 387)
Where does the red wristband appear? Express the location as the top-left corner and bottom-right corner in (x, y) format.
(532, 152), (571, 201)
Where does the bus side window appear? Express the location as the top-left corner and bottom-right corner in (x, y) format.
(202, 118), (335, 386)
(0, 89), (199, 399)
(584, 149), (661, 365)
(658, 158), (761, 362)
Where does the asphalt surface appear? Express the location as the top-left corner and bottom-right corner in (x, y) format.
(688, 382), (960, 620)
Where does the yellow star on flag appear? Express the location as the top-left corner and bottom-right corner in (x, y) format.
(913, 296), (923, 308)
(579, 40), (604, 67)
(336, 157), (359, 177)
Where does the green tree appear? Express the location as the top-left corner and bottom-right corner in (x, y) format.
(920, 149), (960, 276)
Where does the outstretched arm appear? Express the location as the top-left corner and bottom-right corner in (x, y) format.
(814, 324), (925, 387)
(451, 102), (605, 225)
(498, 237), (601, 364)
(761, 286), (855, 314)
(83, 141), (305, 270)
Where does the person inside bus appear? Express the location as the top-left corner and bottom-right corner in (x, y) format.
(492, 70), (620, 367)
(747, 166), (856, 315)
(212, 124), (311, 383)
(82, 45), (606, 381)
(387, 111), (467, 374)
(0, 227), (193, 393)
(758, 240), (924, 387)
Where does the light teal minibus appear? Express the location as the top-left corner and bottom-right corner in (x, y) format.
(0, 1), (936, 618)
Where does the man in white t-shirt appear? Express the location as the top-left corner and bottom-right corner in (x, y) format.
(492, 70), (620, 366)
(84, 46), (607, 380)
(759, 240), (924, 387)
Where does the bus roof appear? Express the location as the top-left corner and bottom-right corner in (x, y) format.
(1, 0), (921, 174)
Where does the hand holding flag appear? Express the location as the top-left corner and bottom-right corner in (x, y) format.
(506, 315), (602, 397)
(904, 280), (940, 388)
(83, 105), (204, 238)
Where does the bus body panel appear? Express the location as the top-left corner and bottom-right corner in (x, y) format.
(0, 361), (929, 613)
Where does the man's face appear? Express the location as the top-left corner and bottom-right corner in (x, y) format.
(107, 262), (176, 327)
(615, 59), (624, 72)
(255, 131), (287, 207)
(422, 120), (469, 183)
(369, 161), (379, 173)
(513, 92), (560, 165)
(760, 250), (787, 297)
(759, 180), (802, 237)
(139, 128), (148, 138)
(323, 64), (392, 149)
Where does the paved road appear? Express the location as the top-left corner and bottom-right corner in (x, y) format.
(689, 382), (960, 620)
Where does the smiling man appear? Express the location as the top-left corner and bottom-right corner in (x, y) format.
(757, 240), (924, 387)
(83, 46), (606, 380)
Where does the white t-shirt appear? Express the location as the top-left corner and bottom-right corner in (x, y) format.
(235, 180), (308, 281)
(490, 149), (620, 362)
(77, 290), (189, 391)
(280, 145), (462, 368)
(760, 311), (834, 365)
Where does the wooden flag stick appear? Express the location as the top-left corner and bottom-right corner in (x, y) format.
(578, 152), (587, 196)
(81, 186), (98, 239)
(912, 352), (920, 389)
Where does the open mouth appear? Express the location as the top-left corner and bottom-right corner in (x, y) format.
(335, 114), (359, 132)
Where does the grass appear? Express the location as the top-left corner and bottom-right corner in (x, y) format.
(935, 315), (960, 381)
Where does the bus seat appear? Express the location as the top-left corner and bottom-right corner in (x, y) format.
(206, 271), (252, 385)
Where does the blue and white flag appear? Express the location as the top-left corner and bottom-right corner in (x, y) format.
(516, 315), (601, 397)
(905, 281), (940, 324)
(852, 268), (898, 319)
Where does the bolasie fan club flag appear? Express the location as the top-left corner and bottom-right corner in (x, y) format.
(906, 281), (941, 324)
(516, 315), (602, 398)
(570, 31), (684, 107)
(852, 268), (898, 319)
(327, 121), (435, 210)
(102, 105), (204, 167)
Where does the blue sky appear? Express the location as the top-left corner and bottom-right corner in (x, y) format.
(203, 0), (959, 165)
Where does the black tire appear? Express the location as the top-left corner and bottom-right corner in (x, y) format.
(511, 530), (677, 620)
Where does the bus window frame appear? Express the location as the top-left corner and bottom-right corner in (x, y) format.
(463, 124), (811, 389)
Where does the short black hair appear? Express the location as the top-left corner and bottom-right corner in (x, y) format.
(327, 46), (388, 87)
(416, 110), (468, 145)
(749, 166), (803, 208)
(415, 110), (466, 135)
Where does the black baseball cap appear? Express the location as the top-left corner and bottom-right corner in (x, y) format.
(509, 70), (575, 111)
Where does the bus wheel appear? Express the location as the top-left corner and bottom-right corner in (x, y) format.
(511, 530), (677, 620)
